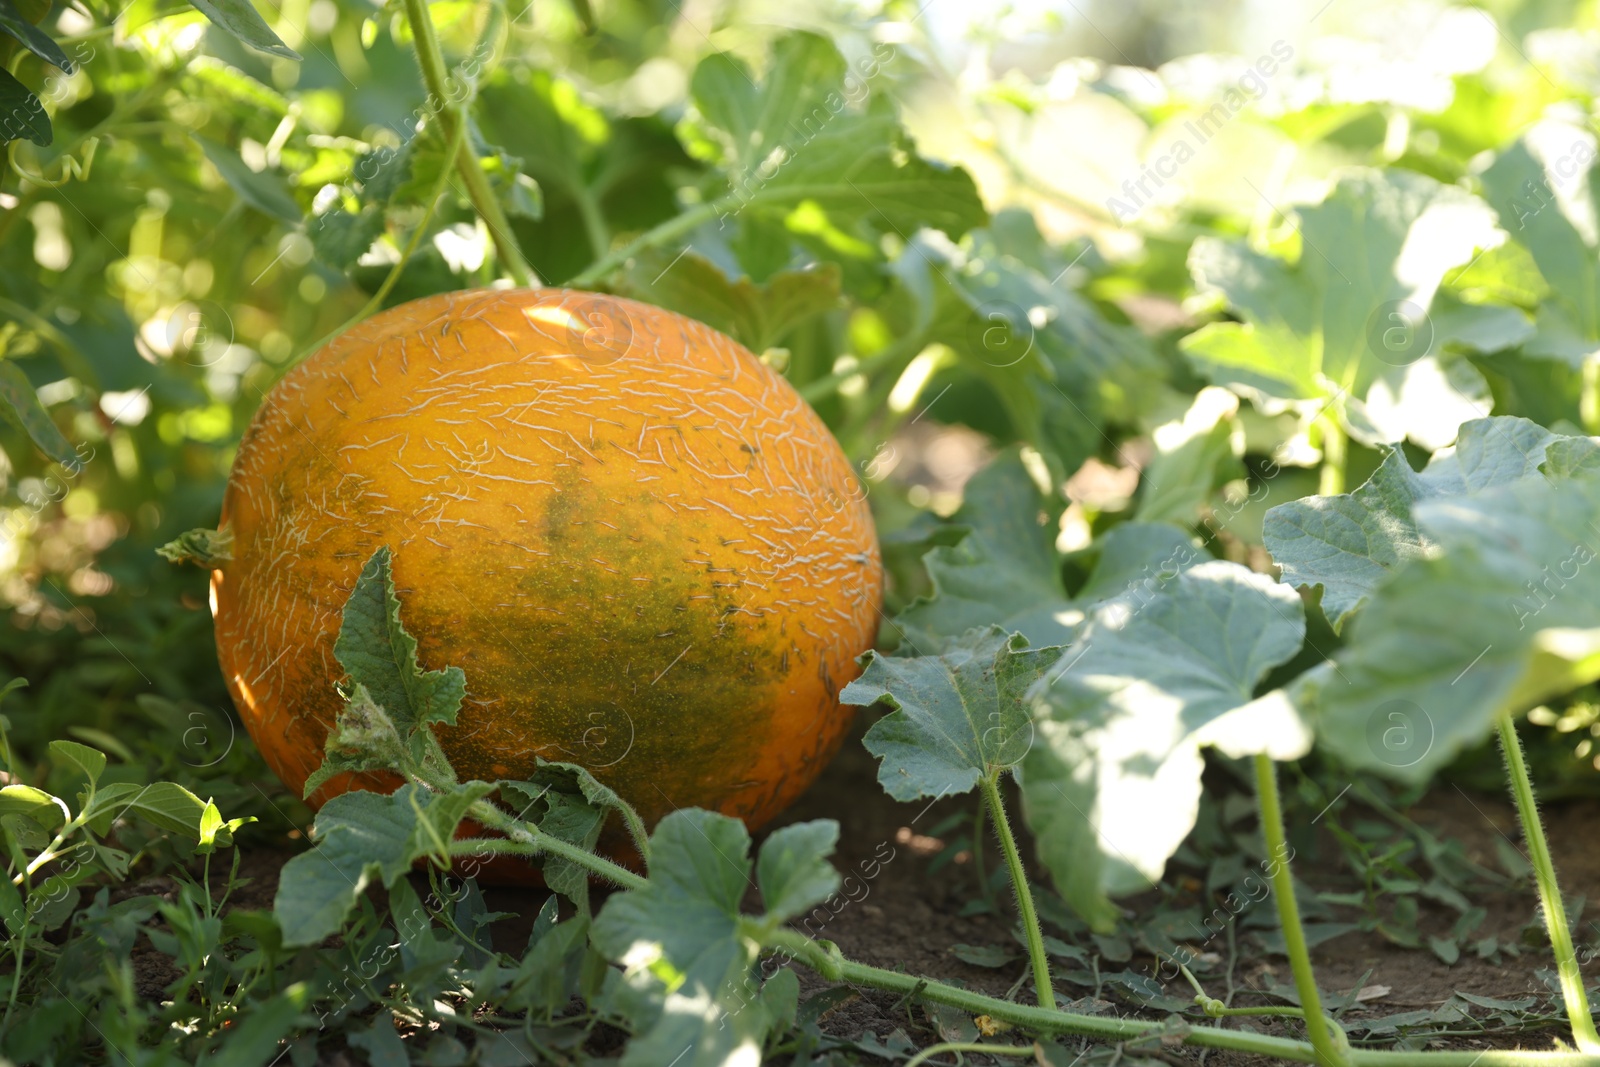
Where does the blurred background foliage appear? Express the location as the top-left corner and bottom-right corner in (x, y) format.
(2, 0), (1600, 828)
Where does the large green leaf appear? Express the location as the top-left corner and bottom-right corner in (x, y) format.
(185, 0), (301, 60)
(0, 784), (64, 829)
(844, 627), (1056, 801)
(683, 33), (985, 240)
(0, 0), (72, 72)
(273, 788), (422, 948)
(616, 250), (840, 352)
(687, 34), (847, 192)
(895, 452), (1204, 653)
(904, 222), (1159, 481)
(48, 740), (105, 785)
(756, 820), (840, 922)
(1182, 168), (1500, 447)
(1480, 136), (1600, 350)
(334, 546), (466, 745)
(592, 810), (838, 1067)
(0, 361), (80, 470)
(893, 451), (1069, 651)
(89, 781), (234, 845)
(1296, 468), (1600, 782)
(0, 67), (49, 146)
(1264, 416), (1589, 630)
(1019, 562), (1308, 928)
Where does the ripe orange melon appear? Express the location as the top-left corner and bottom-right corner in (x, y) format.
(210, 288), (882, 858)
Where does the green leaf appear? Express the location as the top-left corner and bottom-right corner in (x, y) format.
(497, 761), (639, 910)
(357, 139), (415, 204)
(302, 683), (408, 798)
(617, 251), (840, 353)
(335, 547), (466, 746)
(48, 739), (105, 785)
(760, 966), (800, 1035)
(309, 208), (385, 271)
(908, 224), (1159, 479)
(1264, 416), (1586, 630)
(273, 787), (423, 947)
(185, 0), (301, 60)
(893, 450), (1069, 651)
(592, 809), (836, 1067)
(1481, 136), (1600, 343)
(756, 820), (841, 921)
(157, 527), (234, 567)
(1182, 168), (1499, 447)
(196, 799), (225, 853)
(1074, 522), (1205, 602)
(506, 910), (589, 1016)
(93, 781), (233, 845)
(1183, 239), (1319, 399)
(894, 451), (1204, 653)
(1134, 388), (1241, 526)
(197, 136), (301, 224)
(0, 0), (72, 72)
(950, 943), (1016, 967)
(0, 360), (79, 469)
(1020, 561), (1307, 928)
(845, 627), (1056, 801)
(186, 57), (289, 116)
(1429, 294), (1535, 355)
(684, 33), (984, 240)
(477, 67), (606, 201)
(687, 34), (846, 191)
(529, 758), (632, 816)
(410, 780), (495, 868)
(0, 864), (24, 937)
(1297, 469), (1600, 782)
(0, 784), (64, 831)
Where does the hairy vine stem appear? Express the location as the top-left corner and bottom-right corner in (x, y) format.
(1254, 754), (1349, 1067)
(566, 197), (735, 288)
(979, 774), (1055, 1009)
(1315, 412), (1347, 496)
(400, 0), (535, 288)
(1497, 713), (1600, 1052)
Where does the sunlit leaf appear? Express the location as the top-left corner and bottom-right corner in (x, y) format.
(592, 810), (837, 1067)
(1020, 562), (1308, 927)
(1264, 416), (1590, 630)
(186, 0), (301, 60)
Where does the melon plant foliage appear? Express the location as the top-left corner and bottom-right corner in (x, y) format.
(8, 0), (1600, 1064)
